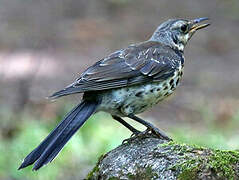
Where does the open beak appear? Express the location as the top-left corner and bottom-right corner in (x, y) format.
(190, 17), (210, 32)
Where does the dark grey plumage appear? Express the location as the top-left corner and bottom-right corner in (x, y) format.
(19, 100), (99, 170)
(19, 17), (210, 170)
(50, 41), (183, 98)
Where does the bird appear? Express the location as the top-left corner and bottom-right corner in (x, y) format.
(18, 17), (210, 171)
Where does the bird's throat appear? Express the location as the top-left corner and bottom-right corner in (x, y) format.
(173, 42), (185, 52)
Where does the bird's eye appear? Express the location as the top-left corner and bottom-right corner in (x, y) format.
(180, 24), (188, 33)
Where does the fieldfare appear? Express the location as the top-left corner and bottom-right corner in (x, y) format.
(19, 17), (210, 170)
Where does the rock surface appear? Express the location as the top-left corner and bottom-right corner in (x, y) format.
(87, 135), (239, 180)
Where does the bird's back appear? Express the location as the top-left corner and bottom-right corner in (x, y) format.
(50, 41), (184, 100)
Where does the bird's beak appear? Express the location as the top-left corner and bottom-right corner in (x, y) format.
(189, 17), (210, 32)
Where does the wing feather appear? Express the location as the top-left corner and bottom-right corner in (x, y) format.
(49, 42), (183, 99)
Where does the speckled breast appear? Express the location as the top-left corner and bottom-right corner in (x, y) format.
(98, 67), (184, 117)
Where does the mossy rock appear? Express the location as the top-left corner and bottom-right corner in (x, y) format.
(87, 136), (239, 180)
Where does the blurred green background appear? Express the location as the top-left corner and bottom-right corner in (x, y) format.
(1, 0), (239, 179)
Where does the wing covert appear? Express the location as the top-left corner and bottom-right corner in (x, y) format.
(49, 42), (183, 99)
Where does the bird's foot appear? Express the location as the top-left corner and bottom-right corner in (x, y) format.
(147, 126), (172, 141)
(122, 127), (172, 144)
(126, 114), (172, 141)
(122, 129), (150, 144)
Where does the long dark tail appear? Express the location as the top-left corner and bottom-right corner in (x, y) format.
(18, 100), (99, 171)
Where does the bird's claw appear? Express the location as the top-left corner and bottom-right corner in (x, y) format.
(148, 127), (172, 141)
(122, 127), (172, 144)
(122, 130), (148, 144)
(122, 130), (141, 144)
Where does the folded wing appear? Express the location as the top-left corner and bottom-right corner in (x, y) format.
(49, 41), (183, 99)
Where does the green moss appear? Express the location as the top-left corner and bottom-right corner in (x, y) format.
(86, 154), (106, 179)
(108, 177), (120, 180)
(159, 140), (203, 151)
(144, 166), (159, 179)
(86, 165), (100, 180)
(174, 158), (201, 180)
(178, 168), (198, 180)
(126, 165), (158, 179)
(207, 149), (239, 179)
(165, 142), (239, 180)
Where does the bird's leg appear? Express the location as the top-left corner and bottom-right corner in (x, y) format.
(128, 114), (172, 141)
(112, 115), (149, 144)
(112, 115), (141, 136)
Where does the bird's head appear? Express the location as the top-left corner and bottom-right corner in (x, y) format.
(150, 17), (210, 51)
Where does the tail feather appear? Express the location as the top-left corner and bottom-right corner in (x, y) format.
(18, 103), (82, 170)
(48, 85), (84, 100)
(18, 100), (98, 170)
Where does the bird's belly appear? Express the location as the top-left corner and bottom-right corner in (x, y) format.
(98, 70), (183, 116)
